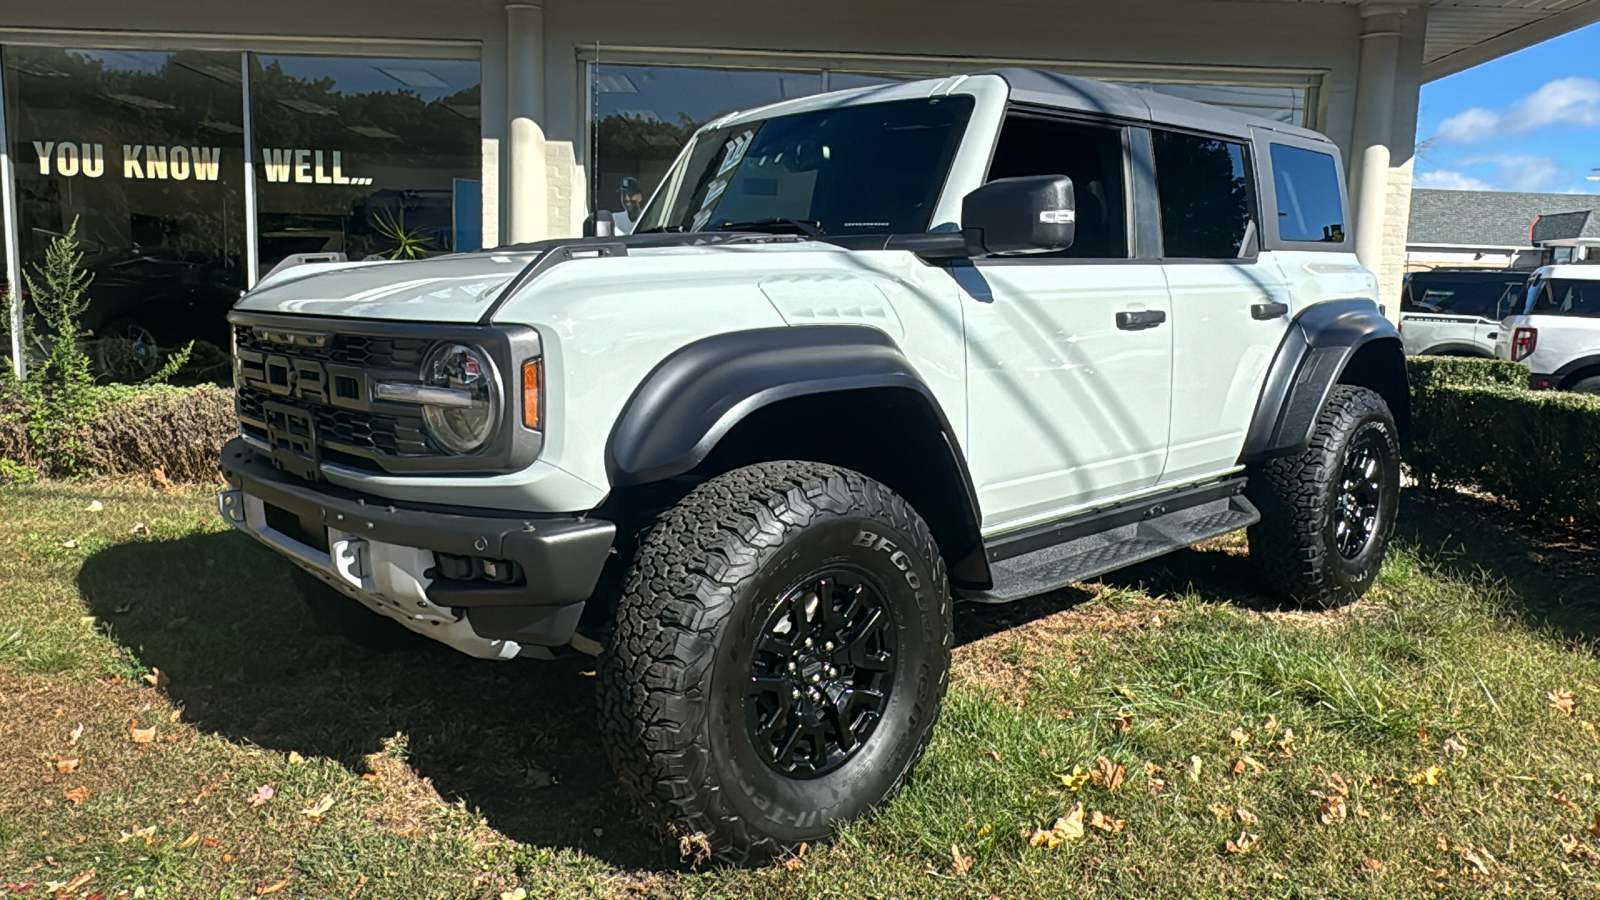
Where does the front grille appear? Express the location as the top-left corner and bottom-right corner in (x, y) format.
(233, 322), (441, 471)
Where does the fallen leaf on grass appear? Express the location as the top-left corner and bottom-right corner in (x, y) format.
(202, 838), (220, 848)
(1112, 711), (1134, 733)
(141, 669), (168, 690)
(176, 832), (200, 850)
(951, 843), (973, 875)
(1236, 808), (1259, 826)
(1320, 794), (1348, 825)
(1275, 729), (1297, 757)
(1362, 858), (1383, 872)
(1207, 803), (1233, 822)
(255, 879), (289, 896)
(249, 784), (274, 807)
(1443, 736), (1467, 759)
(1551, 688), (1578, 716)
(1589, 811), (1600, 840)
(1225, 831), (1259, 854)
(302, 795), (335, 818)
(499, 890), (526, 900)
(151, 467), (170, 490)
(117, 826), (156, 846)
(1459, 845), (1490, 876)
(781, 842), (808, 872)
(60, 871), (94, 894)
(55, 757), (80, 774)
(1187, 756), (1202, 783)
(1091, 756), (1125, 791)
(1055, 766), (1089, 791)
(1561, 834), (1600, 864)
(1144, 762), (1166, 793)
(1408, 766), (1445, 787)
(1230, 728), (1251, 747)
(1264, 714), (1279, 734)
(349, 874), (368, 898)
(65, 787), (90, 806)
(130, 521), (150, 536)
(84, 500), (103, 512)
(1027, 804), (1085, 847)
(1326, 773), (1350, 796)
(1551, 792), (1582, 813)
(1088, 810), (1126, 833)
(68, 723), (83, 745)
(986, 750), (1001, 762)
(128, 722), (156, 744)
(60, 539), (77, 549)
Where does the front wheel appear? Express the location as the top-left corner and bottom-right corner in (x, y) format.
(597, 461), (951, 865)
(1246, 385), (1401, 608)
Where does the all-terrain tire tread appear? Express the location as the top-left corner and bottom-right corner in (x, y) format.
(1247, 385), (1395, 609)
(596, 461), (950, 866)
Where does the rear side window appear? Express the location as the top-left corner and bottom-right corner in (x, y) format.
(1531, 279), (1600, 318)
(1402, 274), (1528, 319)
(1270, 144), (1345, 243)
(1151, 131), (1252, 259)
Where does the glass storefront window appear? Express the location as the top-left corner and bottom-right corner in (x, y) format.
(249, 54), (481, 276)
(591, 65), (823, 234)
(4, 47), (248, 362)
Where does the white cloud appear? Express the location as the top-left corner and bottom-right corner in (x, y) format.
(1456, 154), (1566, 191)
(1435, 77), (1600, 143)
(1415, 170), (1494, 190)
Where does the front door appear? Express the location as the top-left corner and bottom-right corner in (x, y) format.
(957, 112), (1174, 533)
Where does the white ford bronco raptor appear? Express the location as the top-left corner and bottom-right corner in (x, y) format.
(1495, 264), (1600, 393)
(217, 69), (1408, 864)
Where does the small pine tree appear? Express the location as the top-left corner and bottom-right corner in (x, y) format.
(25, 219), (95, 390)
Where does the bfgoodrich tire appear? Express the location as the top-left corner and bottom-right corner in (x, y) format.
(597, 461), (952, 865)
(290, 566), (426, 652)
(1246, 385), (1401, 609)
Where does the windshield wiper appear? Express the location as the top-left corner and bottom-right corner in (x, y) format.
(711, 218), (827, 237)
(632, 225), (685, 234)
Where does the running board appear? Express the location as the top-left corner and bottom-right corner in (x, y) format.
(961, 489), (1260, 605)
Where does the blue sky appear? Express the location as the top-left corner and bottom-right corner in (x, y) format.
(1416, 21), (1600, 194)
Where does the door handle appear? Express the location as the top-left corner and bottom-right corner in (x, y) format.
(1115, 310), (1167, 331)
(1251, 302), (1290, 320)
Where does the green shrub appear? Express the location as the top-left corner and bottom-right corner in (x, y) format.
(1408, 358), (1600, 522)
(1407, 355), (1527, 390)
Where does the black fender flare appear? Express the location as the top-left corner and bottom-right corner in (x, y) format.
(1552, 355), (1600, 386)
(1417, 342), (1494, 359)
(605, 325), (989, 585)
(1239, 299), (1409, 463)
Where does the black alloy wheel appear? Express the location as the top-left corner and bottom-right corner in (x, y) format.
(1333, 430), (1387, 560)
(746, 570), (897, 778)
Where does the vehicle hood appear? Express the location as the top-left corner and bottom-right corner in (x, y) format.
(233, 252), (538, 323)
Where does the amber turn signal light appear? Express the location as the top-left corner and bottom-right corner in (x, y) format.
(522, 359), (542, 429)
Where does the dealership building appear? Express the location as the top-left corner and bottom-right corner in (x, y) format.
(3, 0), (1599, 370)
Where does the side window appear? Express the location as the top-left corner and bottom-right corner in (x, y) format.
(985, 115), (1128, 259)
(1151, 131), (1253, 259)
(1269, 144), (1345, 243)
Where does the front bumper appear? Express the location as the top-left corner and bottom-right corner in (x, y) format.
(217, 438), (615, 659)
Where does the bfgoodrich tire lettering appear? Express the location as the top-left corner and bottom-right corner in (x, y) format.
(597, 461), (952, 865)
(1246, 385), (1400, 608)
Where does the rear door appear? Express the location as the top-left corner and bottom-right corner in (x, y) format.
(1155, 128), (1292, 485)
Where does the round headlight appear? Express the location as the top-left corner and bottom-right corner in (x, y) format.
(420, 343), (500, 454)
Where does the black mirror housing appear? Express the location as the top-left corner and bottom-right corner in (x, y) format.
(961, 175), (1076, 255)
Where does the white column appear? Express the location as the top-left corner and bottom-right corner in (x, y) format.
(0, 72), (25, 378)
(1350, 2), (1407, 275)
(506, 1), (548, 246)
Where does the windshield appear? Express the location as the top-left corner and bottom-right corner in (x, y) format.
(1529, 277), (1600, 318)
(633, 96), (974, 236)
(1402, 273), (1527, 319)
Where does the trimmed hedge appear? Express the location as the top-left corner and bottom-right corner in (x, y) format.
(1408, 356), (1600, 523)
(0, 383), (235, 484)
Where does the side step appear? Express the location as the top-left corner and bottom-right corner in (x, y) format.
(962, 489), (1260, 605)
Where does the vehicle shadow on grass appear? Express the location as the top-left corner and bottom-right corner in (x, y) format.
(77, 531), (681, 871)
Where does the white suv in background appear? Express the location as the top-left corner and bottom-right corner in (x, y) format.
(1400, 268), (1528, 358)
(1496, 264), (1600, 393)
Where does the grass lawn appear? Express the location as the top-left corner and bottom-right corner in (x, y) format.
(2, 480), (1600, 898)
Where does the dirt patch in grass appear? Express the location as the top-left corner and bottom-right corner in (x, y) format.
(953, 591), (1174, 697)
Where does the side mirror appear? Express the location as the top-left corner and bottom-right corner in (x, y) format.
(962, 175), (1076, 255)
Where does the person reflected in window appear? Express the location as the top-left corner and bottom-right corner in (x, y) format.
(612, 176), (645, 235)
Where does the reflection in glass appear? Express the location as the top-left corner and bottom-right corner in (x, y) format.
(1122, 82), (1308, 126)
(249, 54), (481, 272)
(591, 65), (822, 233)
(4, 46), (247, 363)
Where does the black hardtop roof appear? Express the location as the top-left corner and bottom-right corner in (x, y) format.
(982, 68), (1332, 145)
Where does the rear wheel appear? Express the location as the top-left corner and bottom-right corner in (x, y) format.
(1569, 375), (1600, 396)
(1246, 385), (1401, 608)
(597, 461), (951, 865)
